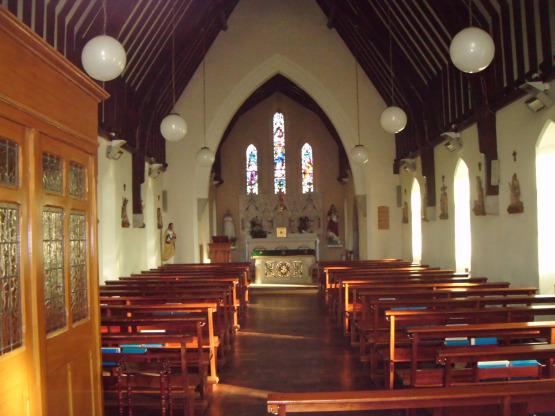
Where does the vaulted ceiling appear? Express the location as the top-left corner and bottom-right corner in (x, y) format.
(2, 0), (554, 209)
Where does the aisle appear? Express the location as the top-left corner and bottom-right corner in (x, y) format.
(206, 287), (372, 416)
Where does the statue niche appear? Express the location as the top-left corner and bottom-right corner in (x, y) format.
(507, 173), (524, 214)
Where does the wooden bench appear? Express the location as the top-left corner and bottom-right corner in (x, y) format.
(267, 379), (555, 416)
(437, 343), (555, 386)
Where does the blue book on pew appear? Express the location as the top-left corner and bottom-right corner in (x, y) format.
(390, 306), (427, 311)
(510, 360), (540, 367)
(120, 343), (164, 354)
(444, 337), (470, 347)
(477, 360), (509, 369)
(471, 337), (498, 346)
(101, 347), (121, 367)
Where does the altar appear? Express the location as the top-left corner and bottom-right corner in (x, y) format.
(247, 234), (318, 285)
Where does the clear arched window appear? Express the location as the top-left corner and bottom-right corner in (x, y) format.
(454, 159), (471, 273)
(301, 143), (314, 193)
(411, 178), (422, 264)
(246, 144), (258, 195)
(273, 112), (286, 194)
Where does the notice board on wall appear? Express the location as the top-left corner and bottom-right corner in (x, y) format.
(378, 206), (389, 230)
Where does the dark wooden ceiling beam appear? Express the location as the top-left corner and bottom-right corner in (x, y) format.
(538, 0), (553, 74)
(22, 0), (32, 28)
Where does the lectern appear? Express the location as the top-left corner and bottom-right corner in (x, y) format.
(209, 237), (232, 263)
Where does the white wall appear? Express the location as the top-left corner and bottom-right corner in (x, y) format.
(400, 81), (555, 291)
(97, 138), (164, 282)
(164, 0), (402, 262)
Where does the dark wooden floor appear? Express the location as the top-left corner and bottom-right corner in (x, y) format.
(206, 287), (373, 416)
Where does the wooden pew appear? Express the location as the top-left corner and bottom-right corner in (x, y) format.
(266, 379), (555, 416)
(437, 343), (555, 386)
(390, 314), (555, 389)
(101, 302), (221, 383)
(102, 333), (197, 416)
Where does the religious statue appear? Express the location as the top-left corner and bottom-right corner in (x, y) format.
(121, 197), (130, 228)
(439, 175), (449, 220)
(507, 173), (524, 214)
(298, 216), (311, 233)
(274, 192), (290, 231)
(162, 223), (177, 263)
(223, 210), (236, 244)
(249, 216), (266, 238)
(326, 204), (341, 246)
(473, 176), (486, 216)
(402, 189), (409, 224)
(157, 207), (163, 229)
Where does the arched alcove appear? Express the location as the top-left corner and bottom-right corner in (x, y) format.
(454, 159), (471, 273)
(410, 178), (422, 264)
(536, 120), (555, 294)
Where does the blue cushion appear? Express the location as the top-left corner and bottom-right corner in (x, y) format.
(510, 360), (540, 367)
(444, 337), (470, 347)
(390, 306), (427, 311)
(121, 347), (147, 354)
(120, 344), (164, 348)
(471, 337), (498, 346)
(477, 360), (509, 369)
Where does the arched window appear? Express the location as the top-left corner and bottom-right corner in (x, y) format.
(246, 144), (258, 195)
(301, 143), (314, 193)
(454, 159), (471, 273)
(536, 121), (555, 293)
(410, 178), (422, 264)
(273, 112), (286, 194)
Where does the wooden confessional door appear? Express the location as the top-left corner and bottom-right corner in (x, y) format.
(37, 134), (102, 416)
(0, 117), (34, 416)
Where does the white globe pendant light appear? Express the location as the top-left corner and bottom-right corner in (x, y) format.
(82, 35), (126, 81)
(160, 113), (187, 142)
(351, 63), (369, 165)
(197, 146), (215, 166)
(161, 0), (187, 143)
(450, 26), (495, 73)
(380, 5), (407, 135)
(351, 144), (369, 165)
(380, 106), (407, 134)
(81, 1), (126, 82)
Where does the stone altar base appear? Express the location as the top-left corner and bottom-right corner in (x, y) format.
(253, 254), (315, 285)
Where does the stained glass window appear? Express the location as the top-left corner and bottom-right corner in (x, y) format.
(0, 138), (18, 187)
(42, 207), (66, 333)
(69, 162), (86, 199)
(70, 212), (88, 322)
(246, 144), (258, 195)
(42, 153), (63, 194)
(301, 143), (314, 193)
(0, 203), (22, 355)
(273, 112), (286, 194)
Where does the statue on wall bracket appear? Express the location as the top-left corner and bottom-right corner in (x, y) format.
(121, 197), (130, 228)
(439, 175), (449, 220)
(402, 189), (409, 224)
(473, 176), (486, 216)
(507, 173), (524, 214)
(326, 204), (341, 246)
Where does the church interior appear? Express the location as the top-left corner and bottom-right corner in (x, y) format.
(1, 0), (555, 415)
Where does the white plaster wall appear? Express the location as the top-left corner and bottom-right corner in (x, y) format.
(400, 81), (555, 291)
(164, 0), (401, 262)
(97, 138), (164, 282)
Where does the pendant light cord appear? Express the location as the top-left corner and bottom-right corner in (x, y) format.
(171, 0), (176, 107)
(468, 0), (472, 26)
(202, 32), (207, 147)
(103, 0), (107, 34)
(355, 61), (361, 146)
(388, 3), (394, 106)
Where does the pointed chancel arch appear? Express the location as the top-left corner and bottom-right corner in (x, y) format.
(536, 120), (555, 294)
(410, 178), (422, 264)
(246, 144), (258, 195)
(273, 112), (286, 194)
(454, 159), (472, 273)
(301, 142), (314, 193)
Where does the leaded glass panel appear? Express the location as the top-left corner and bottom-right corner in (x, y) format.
(70, 213), (88, 322)
(0, 138), (18, 187)
(42, 153), (63, 194)
(0, 203), (22, 355)
(301, 143), (314, 193)
(69, 162), (86, 199)
(42, 207), (66, 333)
(273, 112), (286, 194)
(246, 144), (258, 195)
